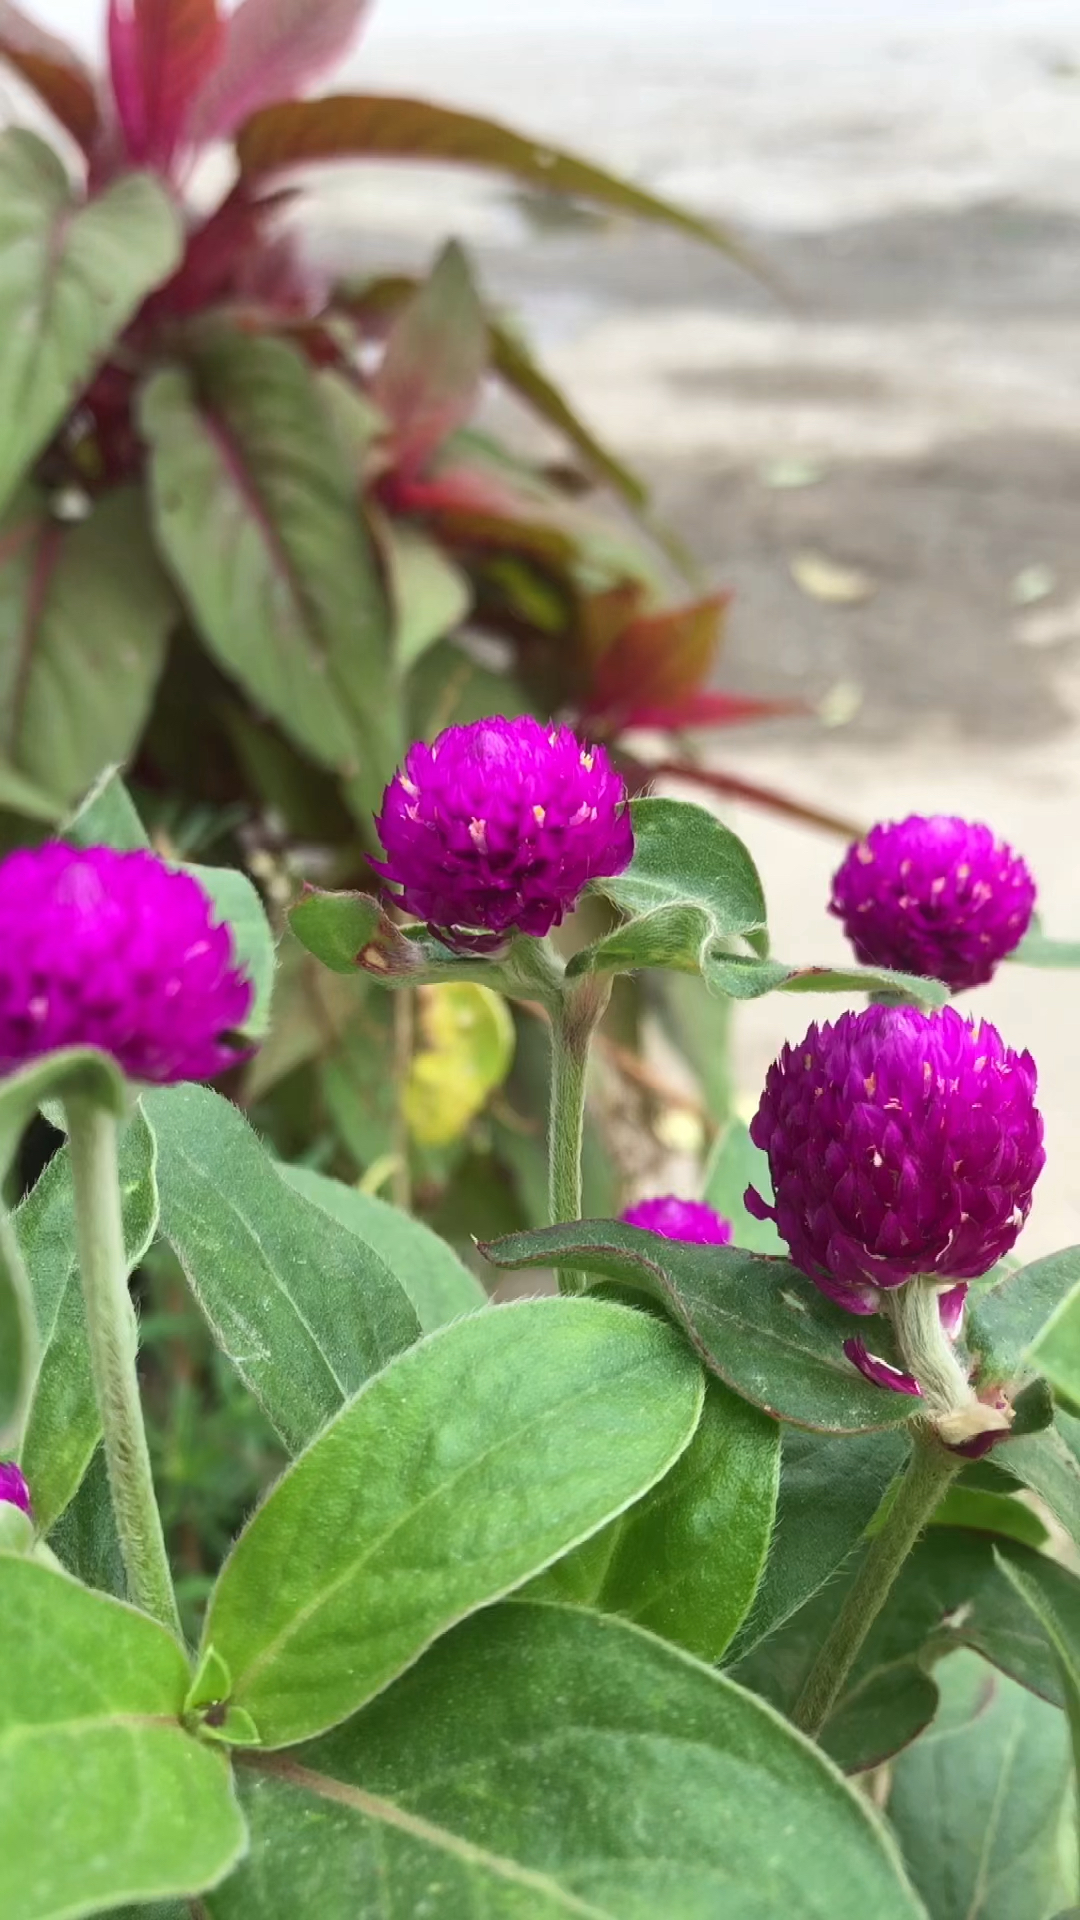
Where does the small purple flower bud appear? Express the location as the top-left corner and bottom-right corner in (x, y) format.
(843, 1338), (923, 1397)
(747, 1005), (1044, 1314)
(0, 843), (253, 1085)
(373, 715), (634, 945)
(0, 1461), (30, 1515)
(829, 814), (1035, 993)
(621, 1195), (733, 1245)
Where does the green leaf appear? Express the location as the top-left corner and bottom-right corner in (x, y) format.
(372, 241), (487, 469)
(571, 796), (766, 981)
(211, 1601), (924, 1920)
(0, 487), (176, 808)
(139, 334), (398, 813)
(0, 1557), (246, 1919)
(0, 1207), (32, 1449)
(996, 1549), (1080, 1847)
(201, 1297), (705, 1749)
(0, 132), (182, 516)
(481, 1220), (920, 1433)
(704, 1116), (785, 1253)
(46, 1446), (126, 1599)
(930, 1486), (1050, 1551)
(820, 1662), (940, 1775)
(183, 860), (275, 1040)
(728, 1427), (908, 1658)
(1026, 1253), (1080, 1405)
(65, 765), (151, 851)
(530, 1375), (779, 1662)
(376, 515), (471, 670)
(1008, 1410), (1080, 1545)
(142, 1084), (420, 1451)
(17, 1108), (158, 1531)
(698, 951), (951, 1005)
(489, 313), (648, 507)
(888, 1650), (1076, 1920)
(280, 1163), (487, 1332)
(1011, 928), (1080, 968)
(235, 95), (756, 263)
(968, 1247), (1080, 1389)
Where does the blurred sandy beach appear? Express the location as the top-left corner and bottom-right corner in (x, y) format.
(17, 0), (1080, 1254)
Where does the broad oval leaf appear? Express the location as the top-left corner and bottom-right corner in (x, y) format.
(17, 1108), (158, 1532)
(372, 241), (487, 473)
(0, 1557), (246, 1920)
(235, 94), (753, 260)
(201, 1296), (705, 1748)
(0, 132), (182, 516)
(481, 1220), (920, 1433)
(1008, 1410), (1080, 1547)
(210, 1601), (926, 1920)
(888, 1650), (1075, 1920)
(0, 487), (177, 808)
(1022, 1251), (1080, 1405)
(579, 794), (767, 957)
(967, 1247), (1080, 1390)
(280, 1162), (487, 1333)
(139, 335), (398, 813)
(530, 1375), (779, 1663)
(142, 1083), (420, 1451)
(996, 1547), (1080, 1824)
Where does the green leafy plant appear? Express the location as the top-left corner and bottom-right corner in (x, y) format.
(1, 756), (1079, 1917)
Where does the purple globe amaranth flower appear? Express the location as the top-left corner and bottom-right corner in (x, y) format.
(0, 843), (253, 1085)
(829, 813), (1035, 993)
(0, 1462), (30, 1515)
(746, 1004), (1044, 1315)
(373, 715), (633, 945)
(622, 1195), (733, 1246)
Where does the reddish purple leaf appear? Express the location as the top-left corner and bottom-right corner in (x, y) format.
(190, 0), (372, 144)
(0, 2), (101, 152)
(622, 690), (806, 731)
(584, 594), (728, 730)
(372, 242), (488, 475)
(107, 0), (224, 170)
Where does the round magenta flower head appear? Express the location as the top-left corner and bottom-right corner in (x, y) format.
(373, 715), (633, 948)
(829, 814), (1035, 993)
(622, 1195), (733, 1245)
(0, 1462), (30, 1515)
(746, 1004), (1044, 1315)
(0, 843), (253, 1085)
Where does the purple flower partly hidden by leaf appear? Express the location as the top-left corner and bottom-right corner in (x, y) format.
(0, 843), (253, 1086)
(0, 1461), (30, 1515)
(829, 814), (1035, 993)
(746, 1005), (1043, 1315)
(621, 1195), (733, 1246)
(843, 1338), (923, 1397)
(373, 716), (634, 946)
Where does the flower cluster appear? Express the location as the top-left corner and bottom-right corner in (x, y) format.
(374, 715), (633, 945)
(0, 844), (252, 1085)
(746, 1004), (1044, 1315)
(829, 813), (1035, 993)
(622, 1195), (732, 1245)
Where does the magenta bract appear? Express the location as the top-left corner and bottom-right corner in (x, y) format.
(0, 1461), (30, 1515)
(746, 1004), (1044, 1313)
(843, 1338), (923, 1397)
(621, 1195), (733, 1246)
(0, 843), (253, 1086)
(829, 814), (1035, 993)
(373, 715), (634, 944)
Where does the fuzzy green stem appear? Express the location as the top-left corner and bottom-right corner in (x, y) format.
(548, 976), (611, 1293)
(66, 1096), (181, 1638)
(792, 1429), (960, 1737)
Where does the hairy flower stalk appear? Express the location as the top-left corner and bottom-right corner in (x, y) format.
(829, 813), (1035, 992)
(622, 1196), (733, 1245)
(748, 1002), (1045, 1737)
(373, 715), (634, 949)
